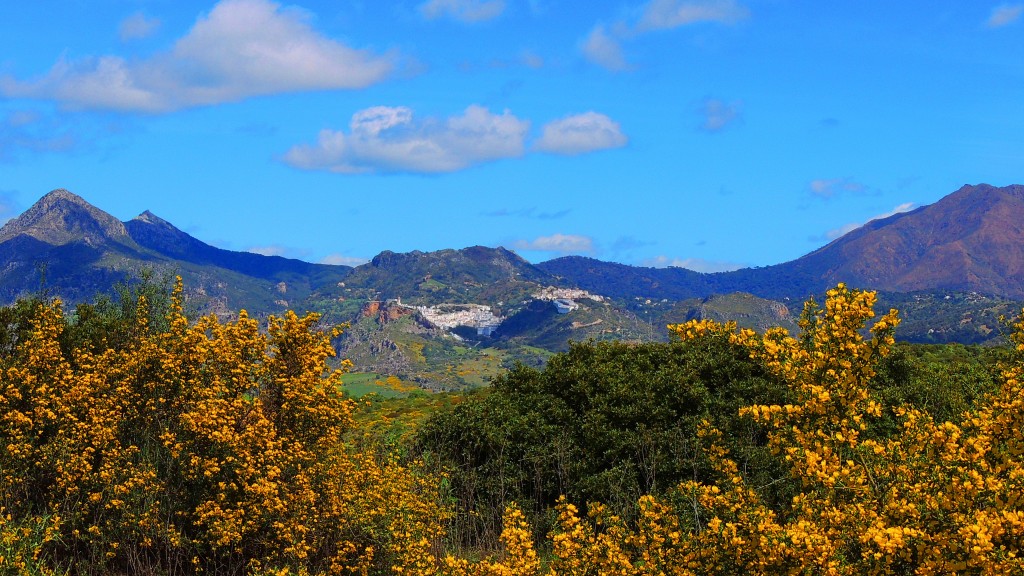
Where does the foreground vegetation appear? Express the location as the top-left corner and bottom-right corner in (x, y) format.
(1, 280), (1022, 574)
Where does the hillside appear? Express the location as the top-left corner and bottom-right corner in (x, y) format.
(543, 184), (1024, 301)
(774, 184), (1024, 297)
(0, 189), (351, 314)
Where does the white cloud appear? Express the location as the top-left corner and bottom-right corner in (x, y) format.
(581, 0), (748, 70)
(283, 105), (530, 174)
(119, 12), (161, 41)
(520, 50), (545, 69)
(248, 245), (288, 257)
(643, 255), (744, 272)
(699, 98), (740, 132)
(534, 112), (627, 155)
(513, 234), (595, 254)
(321, 254), (369, 266)
(809, 178), (867, 198)
(825, 202), (915, 241)
(637, 0), (750, 32)
(6, 110), (40, 128)
(0, 190), (18, 225)
(986, 4), (1023, 27)
(0, 110), (77, 159)
(0, 0), (394, 112)
(420, 0), (506, 22)
(581, 25), (629, 71)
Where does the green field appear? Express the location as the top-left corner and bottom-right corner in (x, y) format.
(341, 372), (418, 398)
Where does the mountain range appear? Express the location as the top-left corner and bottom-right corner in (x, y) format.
(0, 189), (351, 315)
(539, 183), (1024, 301)
(1, 185), (1022, 387)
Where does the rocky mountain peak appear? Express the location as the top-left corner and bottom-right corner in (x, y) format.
(125, 209), (210, 260)
(0, 188), (130, 246)
(127, 209), (191, 242)
(133, 210), (172, 226)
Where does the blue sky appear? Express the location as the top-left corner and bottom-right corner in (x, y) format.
(1, 1), (1022, 270)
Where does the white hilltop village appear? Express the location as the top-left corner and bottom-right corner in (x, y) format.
(389, 287), (604, 337)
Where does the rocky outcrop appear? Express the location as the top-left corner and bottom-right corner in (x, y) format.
(362, 301), (381, 317)
(0, 189), (132, 246)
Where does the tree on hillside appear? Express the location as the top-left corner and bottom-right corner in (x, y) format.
(416, 333), (794, 548)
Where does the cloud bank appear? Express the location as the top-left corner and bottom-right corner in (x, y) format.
(285, 107), (626, 174)
(643, 255), (744, 273)
(283, 105), (529, 174)
(0, 0), (395, 112)
(119, 12), (161, 41)
(247, 245), (288, 257)
(321, 254), (369, 267)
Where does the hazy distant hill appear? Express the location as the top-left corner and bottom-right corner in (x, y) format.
(125, 210), (348, 283)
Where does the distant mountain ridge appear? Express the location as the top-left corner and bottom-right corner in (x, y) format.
(783, 183), (1024, 296)
(125, 208), (343, 281)
(541, 183), (1024, 301)
(0, 189), (351, 311)
(1, 184), (1022, 354)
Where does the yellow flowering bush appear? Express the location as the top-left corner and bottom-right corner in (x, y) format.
(662, 284), (1024, 574)
(0, 279), (447, 575)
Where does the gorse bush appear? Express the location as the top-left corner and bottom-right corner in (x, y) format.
(0, 279), (446, 575)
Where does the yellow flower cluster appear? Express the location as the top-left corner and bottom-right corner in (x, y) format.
(0, 279), (447, 574)
(659, 284), (1023, 574)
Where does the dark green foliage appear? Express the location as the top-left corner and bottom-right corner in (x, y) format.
(415, 334), (793, 548)
(0, 271), (184, 364)
(414, 328), (1017, 551)
(878, 291), (1020, 345)
(869, 342), (1008, 437)
(62, 271), (179, 354)
(0, 297), (42, 359)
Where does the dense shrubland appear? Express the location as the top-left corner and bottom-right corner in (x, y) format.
(1, 280), (1022, 574)
(0, 279), (446, 575)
